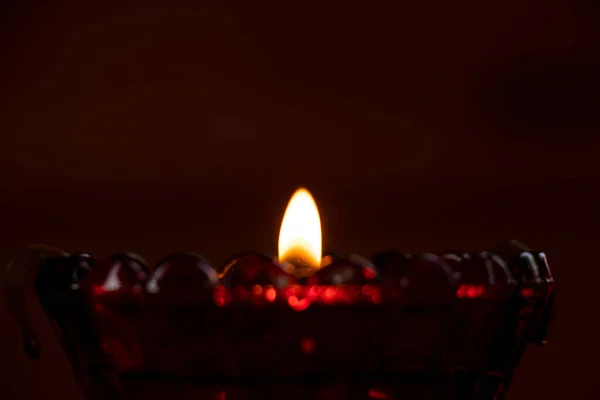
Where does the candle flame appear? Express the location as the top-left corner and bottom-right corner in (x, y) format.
(278, 188), (322, 272)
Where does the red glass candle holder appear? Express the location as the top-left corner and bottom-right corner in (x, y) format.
(4, 241), (555, 400)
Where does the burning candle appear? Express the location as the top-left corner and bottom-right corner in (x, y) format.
(278, 188), (323, 278)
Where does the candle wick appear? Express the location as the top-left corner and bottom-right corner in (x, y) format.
(280, 251), (319, 279)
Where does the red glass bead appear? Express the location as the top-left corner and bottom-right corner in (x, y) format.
(444, 251), (515, 299)
(86, 253), (149, 297)
(400, 253), (458, 306)
(456, 253), (491, 285)
(306, 254), (378, 286)
(221, 252), (296, 289)
(371, 250), (412, 283)
(439, 250), (470, 265)
(145, 252), (218, 306)
(534, 251), (553, 282)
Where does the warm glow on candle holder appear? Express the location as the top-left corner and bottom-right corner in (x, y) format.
(278, 188), (322, 276)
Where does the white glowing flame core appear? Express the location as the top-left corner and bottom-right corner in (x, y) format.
(278, 188), (322, 269)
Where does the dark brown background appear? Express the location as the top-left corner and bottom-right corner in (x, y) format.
(1, 1), (599, 398)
